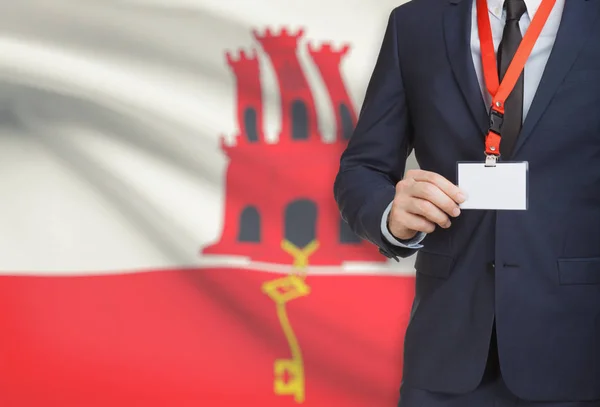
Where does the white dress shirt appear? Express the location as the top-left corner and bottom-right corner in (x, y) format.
(381, 0), (565, 248)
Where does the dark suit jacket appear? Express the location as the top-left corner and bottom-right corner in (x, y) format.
(334, 0), (600, 401)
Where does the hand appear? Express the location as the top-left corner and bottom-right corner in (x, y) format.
(388, 169), (467, 240)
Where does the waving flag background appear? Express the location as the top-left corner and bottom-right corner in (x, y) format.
(0, 0), (420, 406)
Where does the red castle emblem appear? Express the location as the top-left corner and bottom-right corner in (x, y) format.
(201, 27), (391, 403)
(203, 27), (385, 267)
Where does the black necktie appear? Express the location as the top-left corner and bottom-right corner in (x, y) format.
(497, 0), (527, 158)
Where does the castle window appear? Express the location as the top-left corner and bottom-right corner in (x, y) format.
(238, 206), (260, 242)
(339, 217), (361, 244)
(284, 199), (317, 248)
(243, 107), (259, 142)
(339, 103), (355, 140)
(291, 100), (309, 140)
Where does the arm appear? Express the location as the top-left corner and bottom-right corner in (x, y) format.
(333, 8), (417, 260)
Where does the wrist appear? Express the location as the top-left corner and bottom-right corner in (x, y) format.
(387, 211), (418, 241)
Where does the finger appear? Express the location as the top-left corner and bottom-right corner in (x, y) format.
(407, 169), (466, 204)
(406, 197), (452, 228)
(411, 181), (461, 218)
(394, 211), (436, 234)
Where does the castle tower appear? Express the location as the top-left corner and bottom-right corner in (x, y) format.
(254, 28), (320, 144)
(225, 49), (265, 145)
(205, 47), (273, 260)
(308, 43), (357, 141)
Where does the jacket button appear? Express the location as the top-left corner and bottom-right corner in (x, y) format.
(378, 247), (399, 262)
(379, 247), (391, 258)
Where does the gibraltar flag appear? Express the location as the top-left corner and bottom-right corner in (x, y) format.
(0, 0), (418, 406)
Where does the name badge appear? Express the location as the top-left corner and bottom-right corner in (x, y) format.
(457, 162), (528, 210)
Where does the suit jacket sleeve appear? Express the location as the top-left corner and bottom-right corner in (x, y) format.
(333, 8), (416, 260)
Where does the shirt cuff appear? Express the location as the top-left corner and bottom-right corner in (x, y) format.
(380, 201), (426, 248)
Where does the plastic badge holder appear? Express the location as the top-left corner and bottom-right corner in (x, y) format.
(457, 161), (529, 210)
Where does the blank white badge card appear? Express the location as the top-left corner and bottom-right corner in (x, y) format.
(457, 162), (528, 210)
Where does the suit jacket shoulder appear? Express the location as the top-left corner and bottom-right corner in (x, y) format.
(390, 0), (453, 64)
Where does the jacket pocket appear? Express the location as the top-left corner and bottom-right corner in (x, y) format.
(558, 257), (600, 285)
(414, 250), (454, 279)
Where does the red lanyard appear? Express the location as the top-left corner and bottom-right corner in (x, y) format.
(477, 0), (556, 157)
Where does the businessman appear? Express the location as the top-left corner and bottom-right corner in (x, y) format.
(334, 0), (600, 405)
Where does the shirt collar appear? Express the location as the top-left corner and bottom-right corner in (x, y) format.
(487, 0), (543, 20)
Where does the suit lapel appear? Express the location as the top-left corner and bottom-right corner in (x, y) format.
(444, 0), (488, 135)
(513, 0), (600, 156)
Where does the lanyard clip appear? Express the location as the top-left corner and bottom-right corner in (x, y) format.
(485, 154), (498, 167)
(485, 107), (503, 159)
(488, 108), (504, 135)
